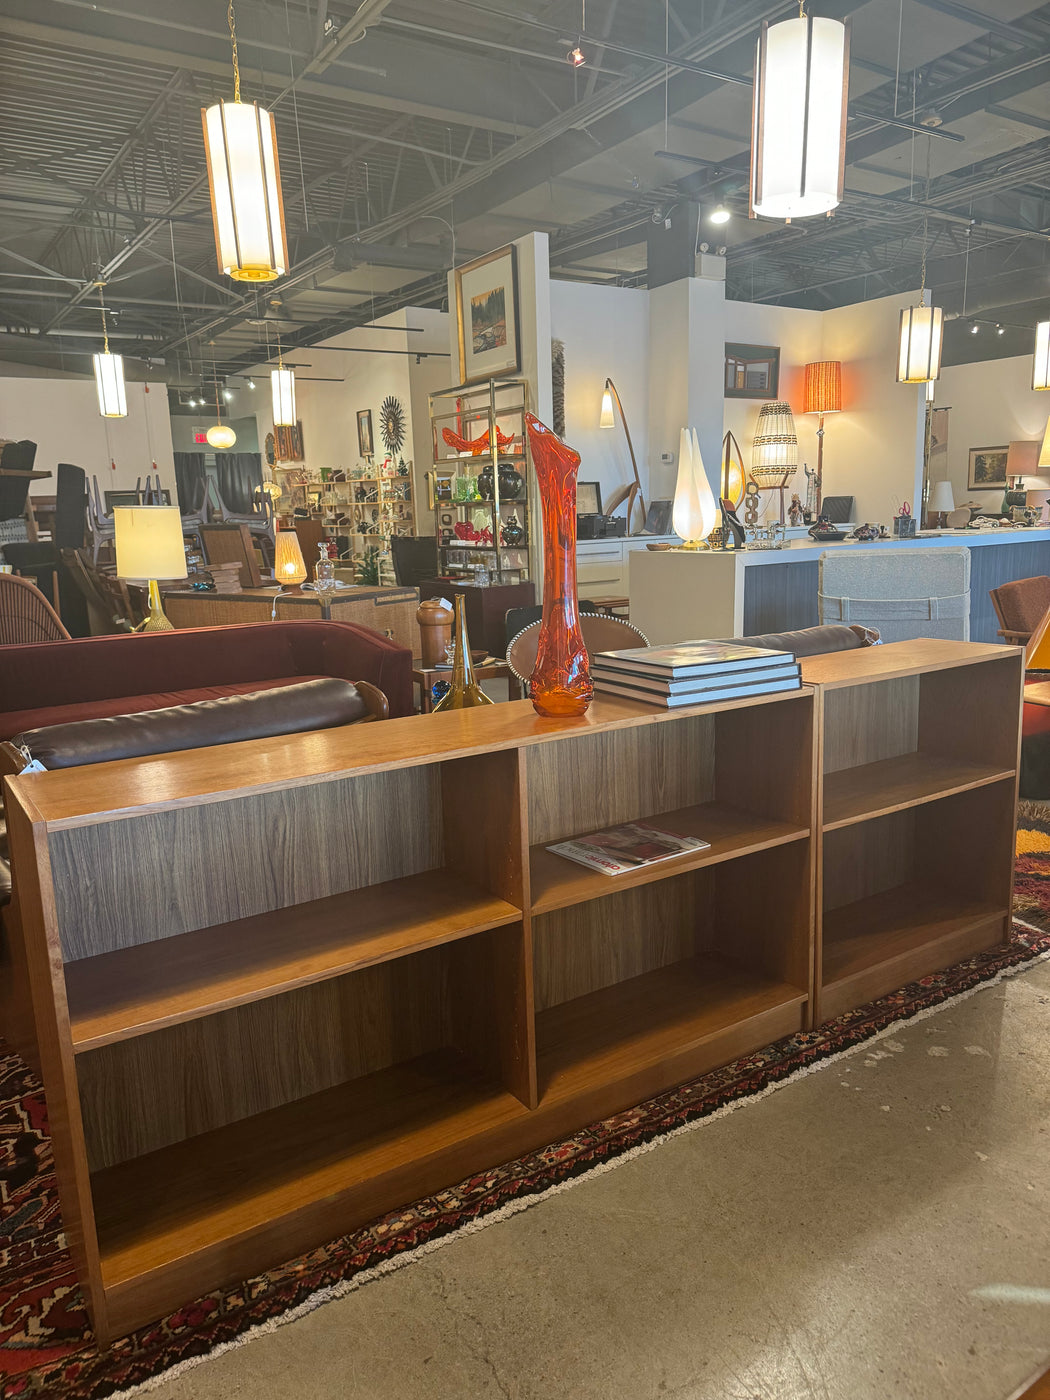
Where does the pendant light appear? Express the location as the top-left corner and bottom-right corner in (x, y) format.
(750, 2), (850, 221)
(1034, 321), (1050, 392)
(206, 375), (237, 449)
(93, 285), (127, 419)
(271, 349), (297, 427)
(202, 0), (288, 283)
(897, 144), (943, 384)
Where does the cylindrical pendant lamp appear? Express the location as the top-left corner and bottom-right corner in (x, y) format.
(202, 100), (288, 283)
(1034, 321), (1050, 392)
(94, 351), (127, 419)
(897, 304), (944, 383)
(750, 13), (850, 220)
(271, 364), (296, 426)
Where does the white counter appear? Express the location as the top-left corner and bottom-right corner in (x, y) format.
(629, 527), (1050, 644)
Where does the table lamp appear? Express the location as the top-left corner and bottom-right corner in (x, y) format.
(114, 505), (187, 632)
(1003, 438), (1040, 518)
(802, 361), (842, 517)
(1029, 419), (1050, 523)
(927, 479), (955, 528)
(274, 526), (307, 591)
(751, 401), (799, 524)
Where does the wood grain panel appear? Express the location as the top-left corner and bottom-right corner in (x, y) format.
(822, 809), (916, 914)
(917, 653), (1024, 773)
(742, 560), (819, 635)
(525, 713), (715, 847)
(716, 690), (815, 825)
(78, 948), (451, 1170)
(710, 840), (813, 994)
(917, 779), (1017, 914)
(822, 677), (918, 774)
(449, 923), (536, 1108)
(533, 874), (704, 1011)
(52, 765), (442, 961)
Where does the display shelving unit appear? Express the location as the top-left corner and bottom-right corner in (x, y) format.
(428, 377), (531, 585)
(3, 639), (1022, 1346)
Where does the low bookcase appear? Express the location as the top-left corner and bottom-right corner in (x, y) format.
(3, 639), (1020, 1343)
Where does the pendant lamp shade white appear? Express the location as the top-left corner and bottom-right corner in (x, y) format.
(93, 351), (127, 419)
(202, 100), (288, 283)
(271, 365), (296, 426)
(897, 303), (944, 383)
(206, 423), (237, 449)
(750, 14), (850, 221)
(1034, 321), (1050, 392)
(673, 428), (718, 546)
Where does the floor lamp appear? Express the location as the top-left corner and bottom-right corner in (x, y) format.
(802, 361), (842, 517)
(599, 377), (646, 534)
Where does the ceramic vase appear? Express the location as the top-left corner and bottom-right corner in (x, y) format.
(432, 594), (494, 711)
(525, 412), (592, 718)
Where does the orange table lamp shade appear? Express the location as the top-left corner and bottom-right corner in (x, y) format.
(803, 361), (843, 415)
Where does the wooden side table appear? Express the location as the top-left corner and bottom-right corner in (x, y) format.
(417, 579), (535, 657)
(412, 659), (521, 712)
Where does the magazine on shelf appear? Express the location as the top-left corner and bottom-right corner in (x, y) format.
(547, 820), (710, 876)
(591, 661), (799, 696)
(594, 674), (802, 709)
(593, 641), (794, 678)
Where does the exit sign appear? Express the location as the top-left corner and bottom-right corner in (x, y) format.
(193, 430), (208, 444)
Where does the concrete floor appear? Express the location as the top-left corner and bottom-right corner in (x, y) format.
(150, 960), (1050, 1400)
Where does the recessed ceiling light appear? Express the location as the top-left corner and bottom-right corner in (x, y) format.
(709, 205), (731, 225)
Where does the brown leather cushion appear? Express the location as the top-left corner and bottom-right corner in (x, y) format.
(12, 678), (368, 771)
(0, 675), (330, 739)
(725, 624), (880, 657)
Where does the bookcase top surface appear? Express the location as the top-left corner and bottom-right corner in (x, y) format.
(799, 638), (1019, 690)
(10, 688), (813, 830)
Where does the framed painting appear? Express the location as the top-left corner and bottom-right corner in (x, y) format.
(274, 421), (304, 462)
(454, 245), (521, 385)
(724, 343), (780, 399)
(968, 445), (1009, 490)
(577, 481), (603, 516)
(357, 409), (374, 460)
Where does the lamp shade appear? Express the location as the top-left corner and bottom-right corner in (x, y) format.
(114, 506), (187, 581)
(206, 422), (237, 449)
(720, 430), (746, 509)
(928, 480), (955, 514)
(1034, 321), (1050, 392)
(672, 428), (718, 545)
(803, 361), (842, 415)
(202, 100), (288, 282)
(751, 401), (799, 486)
(897, 304), (943, 383)
(750, 15), (849, 220)
(599, 385), (615, 428)
(93, 352), (127, 418)
(271, 366), (296, 427)
(274, 527), (307, 587)
(1006, 439), (1040, 482)
(1040, 418), (1050, 473)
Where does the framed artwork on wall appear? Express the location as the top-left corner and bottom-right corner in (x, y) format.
(724, 343), (780, 399)
(968, 445), (1009, 490)
(454, 245), (521, 384)
(357, 409), (374, 459)
(577, 482), (602, 516)
(274, 421), (304, 462)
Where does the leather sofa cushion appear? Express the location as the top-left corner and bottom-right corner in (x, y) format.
(0, 675), (327, 739)
(12, 677), (368, 770)
(728, 624), (879, 658)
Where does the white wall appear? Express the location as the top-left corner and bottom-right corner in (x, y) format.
(935, 355), (1050, 511)
(406, 306), (454, 534)
(819, 290), (926, 525)
(550, 280), (650, 518)
(0, 371), (176, 500)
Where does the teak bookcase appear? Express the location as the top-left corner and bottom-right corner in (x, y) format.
(3, 639), (1021, 1344)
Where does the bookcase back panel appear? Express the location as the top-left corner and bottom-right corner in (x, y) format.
(525, 716), (716, 847)
(532, 873), (706, 1010)
(822, 809), (917, 913)
(78, 946), (452, 1170)
(822, 677), (919, 774)
(51, 764), (443, 961)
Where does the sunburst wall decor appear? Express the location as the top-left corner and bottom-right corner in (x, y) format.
(380, 396), (406, 455)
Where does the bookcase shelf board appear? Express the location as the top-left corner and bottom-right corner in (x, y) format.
(2, 640), (1020, 1344)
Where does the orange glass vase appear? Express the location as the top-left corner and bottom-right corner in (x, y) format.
(525, 412), (592, 717)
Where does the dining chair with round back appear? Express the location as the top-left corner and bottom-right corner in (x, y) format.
(506, 613), (649, 692)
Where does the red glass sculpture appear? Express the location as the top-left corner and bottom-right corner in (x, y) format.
(525, 412), (592, 717)
(441, 424), (515, 457)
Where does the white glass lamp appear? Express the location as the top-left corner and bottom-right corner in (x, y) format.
(202, 100), (288, 281)
(897, 304), (944, 383)
(206, 422), (237, 449)
(271, 363), (297, 427)
(94, 349), (128, 419)
(599, 384), (615, 429)
(927, 479), (955, 527)
(672, 428), (718, 549)
(750, 9), (850, 220)
(274, 527), (307, 590)
(114, 505), (187, 632)
(1033, 321), (1050, 392)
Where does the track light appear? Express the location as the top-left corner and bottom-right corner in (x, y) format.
(567, 41), (585, 67)
(709, 205), (731, 225)
(223, 388), (234, 401)
(970, 324), (980, 335)
(716, 245), (727, 256)
(996, 325), (1005, 336)
(247, 378), (256, 390)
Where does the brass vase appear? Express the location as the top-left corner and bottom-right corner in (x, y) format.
(432, 595), (494, 711)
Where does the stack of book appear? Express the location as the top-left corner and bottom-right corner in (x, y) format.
(592, 641), (801, 709)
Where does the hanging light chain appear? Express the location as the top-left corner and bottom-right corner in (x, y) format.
(228, 0), (241, 103)
(918, 136), (931, 306)
(97, 282), (110, 354)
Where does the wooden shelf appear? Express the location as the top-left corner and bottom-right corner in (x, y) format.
(536, 955), (806, 1104)
(822, 753), (1015, 830)
(91, 1049), (529, 1294)
(65, 871), (521, 1053)
(822, 879), (1007, 1004)
(529, 802), (809, 915)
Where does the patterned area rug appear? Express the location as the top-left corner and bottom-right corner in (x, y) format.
(4, 817), (1050, 1399)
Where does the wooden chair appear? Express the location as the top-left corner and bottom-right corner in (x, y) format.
(200, 522), (265, 589)
(990, 576), (1050, 646)
(506, 614), (649, 690)
(60, 548), (137, 633)
(0, 572), (70, 644)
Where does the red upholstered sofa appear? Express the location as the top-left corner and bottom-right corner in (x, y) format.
(0, 620), (414, 738)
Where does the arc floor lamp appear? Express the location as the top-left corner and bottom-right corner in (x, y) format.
(600, 378), (646, 534)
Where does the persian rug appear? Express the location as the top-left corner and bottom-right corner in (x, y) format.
(4, 819), (1050, 1399)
